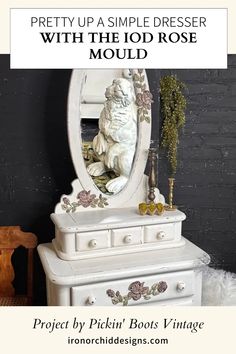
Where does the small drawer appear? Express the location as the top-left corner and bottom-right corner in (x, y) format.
(71, 270), (195, 306)
(76, 230), (109, 251)
(111, 227), (142, 247)
(144, 223), (175, 243)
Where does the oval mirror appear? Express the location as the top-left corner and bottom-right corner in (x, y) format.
(55, 69), (153, 213)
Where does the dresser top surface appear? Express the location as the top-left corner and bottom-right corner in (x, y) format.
(51, 207), (186, 232)
(38, 238), (210, 286)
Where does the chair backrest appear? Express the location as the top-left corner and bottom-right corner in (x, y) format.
(0, 226), (37, 303)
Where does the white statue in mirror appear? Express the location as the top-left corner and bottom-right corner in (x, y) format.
(87, 78), (137, 194)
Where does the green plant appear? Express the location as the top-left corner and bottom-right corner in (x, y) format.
(160, 75), (187, 176)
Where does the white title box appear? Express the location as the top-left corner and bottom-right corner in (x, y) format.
(10, 8), (227, 69)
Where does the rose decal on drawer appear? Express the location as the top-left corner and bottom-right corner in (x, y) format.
(128, 281), (149, 301)
(157, 281), (168, 293)
(106, 280), (168, 306)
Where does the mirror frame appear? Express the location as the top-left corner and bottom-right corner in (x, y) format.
(54, 69), (157, 214)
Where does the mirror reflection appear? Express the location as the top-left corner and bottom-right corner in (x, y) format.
(81, 70), (138, 195)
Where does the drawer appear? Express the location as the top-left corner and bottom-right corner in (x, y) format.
(76, 230), (109, 251)
(144, 223), (175, 243)
(141, 297), (194, 306)
(71, 270), (194, 306)
(111, 227), (142, 247)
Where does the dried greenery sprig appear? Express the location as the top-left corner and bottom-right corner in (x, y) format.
(160, 75), (186, 176)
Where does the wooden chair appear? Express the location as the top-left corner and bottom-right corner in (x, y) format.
(0, 226), (37, 306)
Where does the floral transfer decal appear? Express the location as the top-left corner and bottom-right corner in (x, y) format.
(106, 280), (168, 306)
(61, 190), (109, 213)
(133, 69), (153, 123)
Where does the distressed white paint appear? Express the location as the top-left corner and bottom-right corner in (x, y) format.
(51, 208), (186, 260)
(38, 238), (210, 306)
(37, 68), (210, 306)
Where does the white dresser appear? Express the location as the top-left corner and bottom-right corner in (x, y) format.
(51, 208), (186, 260)
(38, 238), (210, 306)
(37, 68), (210, 306)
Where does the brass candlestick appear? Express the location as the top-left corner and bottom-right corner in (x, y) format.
(138, 147), (164, 216)
(165, 177), (177, 211)
(148, 147), (157, 203)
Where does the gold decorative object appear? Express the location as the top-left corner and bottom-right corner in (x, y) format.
(138, 147), (165, 216)
(148, 202), (156, 216)
(138, 202), (165, 216)
(165, 177), (177, 211)
(138, 203), (148, 216)
(156, 202), (165, 215)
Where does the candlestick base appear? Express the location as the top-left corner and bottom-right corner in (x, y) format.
(164, 204), (177, 211)
(166, 177), (177, 211)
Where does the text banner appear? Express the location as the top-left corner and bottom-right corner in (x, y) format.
(10, 8), (227, 68)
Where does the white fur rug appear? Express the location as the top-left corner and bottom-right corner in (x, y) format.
(202, 267), (236, 305)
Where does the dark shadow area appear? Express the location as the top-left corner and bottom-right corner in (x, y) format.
(11, 246), (27, 295)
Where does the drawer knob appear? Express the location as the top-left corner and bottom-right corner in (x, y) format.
(89, 239), (97, 248)
(86, 296), (96, 305)
(177, 281), (186, 292)
(123, 235), (132, 244)
(157, 231), (165, 239)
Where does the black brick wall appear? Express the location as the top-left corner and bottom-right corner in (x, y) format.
(158, 57), (236, 271)
(0, 55), (236, 304)
(0, 57), (74, 304)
